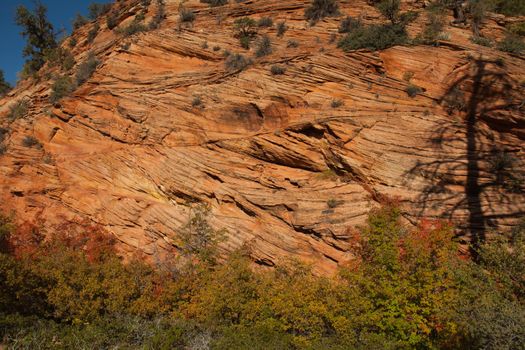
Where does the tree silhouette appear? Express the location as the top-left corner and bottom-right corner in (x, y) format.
(405, 56), (525, 250)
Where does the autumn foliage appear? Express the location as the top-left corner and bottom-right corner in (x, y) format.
(1, 206), (524, 349)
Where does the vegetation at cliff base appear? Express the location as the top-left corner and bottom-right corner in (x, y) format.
(1, 204), (524, 349)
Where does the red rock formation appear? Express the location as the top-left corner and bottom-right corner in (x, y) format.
(1, 0), (524, 273)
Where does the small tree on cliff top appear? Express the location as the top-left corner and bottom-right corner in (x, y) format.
(15, 1), (57, 76)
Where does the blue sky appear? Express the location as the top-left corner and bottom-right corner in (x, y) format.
(1, 0), (112, 85)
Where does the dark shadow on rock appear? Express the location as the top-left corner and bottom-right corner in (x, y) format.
(405, 56), (525, 252)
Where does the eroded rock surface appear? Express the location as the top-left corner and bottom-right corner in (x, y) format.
(1, 0), (524, 273)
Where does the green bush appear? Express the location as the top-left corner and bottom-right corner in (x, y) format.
(62, 54), (76, 72)
(76, 52), (99, 85)
(0, 315), (200, 350)
(240, 35), (251, 49)
(118, 21), (147, 37)
(201, 0), (228, 7)
(87, 23), (100, 43)
(49, 76), (75, 104)
(1, 201), (524, 349)
(192, 96), (203, 107)
(116, 11), (148, 36)
(491, 0), (525, 16)
(489, 152), (523, 192)
(327, 198), (338, 208)
(148, 0), (166, 30)
(452, 220), (525, 349)
(497, 33), (525, 54)
(180, 8), (195, 23)
(7, 100), (29, 122)
(508, 22), (525, 36)
(270, 65), (286, 75)
(305, 0), (340, 24)
(257, 17), (273, 27)
(225, 53), (251, 71)
(399, 10), (419, 24)
(338, 23), (407, 51)
(45, 47), (75, 71)
(377, 0), (400, 24)
(287, 39), (299, 48)
(22, 135), (41, 148)
(443, 86), (466, 113)
(69, 37), (77, 48)
(417, 5), (445, 45)
(255, 35), (272, 57)
(471, 35), (493, 47)
(276, 21), (287, 37)
(135, 11), (146, 22)
(331, 99), (343, 108)
(479, 220), (525, 298)
(339, 16), (361, 33)
(234, 17), (257, 38)
(406, 84), (422, 97)
(106, 12), (119, 30)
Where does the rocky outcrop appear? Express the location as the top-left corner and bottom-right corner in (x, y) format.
(1, 0), (524, 273)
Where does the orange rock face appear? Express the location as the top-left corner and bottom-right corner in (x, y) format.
(1, 0), (524, 273)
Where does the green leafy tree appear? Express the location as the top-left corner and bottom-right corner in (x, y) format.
(15, 1), (57, 76)
(453, 221), (525, 349)
(175, 203), (225, 266)
(340, 206), (461, 348)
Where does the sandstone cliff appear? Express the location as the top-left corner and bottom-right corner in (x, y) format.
(1, 0), (524, 273)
